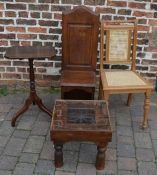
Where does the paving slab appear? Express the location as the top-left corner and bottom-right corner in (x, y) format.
(117, 126), (133, 137)
(134, 132), (152, 149)
(132, 122), (150, 133)
(63, 141), (80, 151)
(56, 151), (78, 172)
(19, 153), (39, 164)
(118, 170), (138, 175)
(37, 111), (52, 122)
(138, 161), (157, 175)
(16, 121), (35, 130)
(117, 143), (135, 158)
(0, 155), (18, 170)
(5, 109), (19, 121)
(23, 136), (45, 154)
(34, 159), (55, 175)
(0, 92), (157, 175)
(108, 132), (117, 149)
(12, 129), (30, 139)
(0, 121), (15, 136)
(96, 160), (117, 175)
(0, 147), (3, 156)
(0, 113), (7, 122)
(4, 137), (26, 156)
(136, 148), (155, 162)
(40, 141), (54, 160)
(76, 163), (96, 175)
(106, 148), (117, 161)
(31, 121), (50, 136)
(79, 143), (97, 163)
(0, 136), (10, 147)
(117, 135), (134, 145)
(152, 139), (157, 157)
(0, 170), (12, 175)
(55, 171), (75, 175)
(12, 162), (35, 175)
(118, 157), (136, 171)
(0, 104), (12, 113)
(116, 114), (132, 126)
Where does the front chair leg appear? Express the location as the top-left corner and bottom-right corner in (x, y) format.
(127, 93), (133, 106)
(104, 93), (109, 106)
(96, 143), (107, 170)
(143, 90), (152, 129)
(54, 143), (63, 168)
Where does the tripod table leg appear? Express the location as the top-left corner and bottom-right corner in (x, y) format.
(11, 97), (32, 127)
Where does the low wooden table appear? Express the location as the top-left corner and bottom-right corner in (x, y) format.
(50, 100), (112, 170)
(5, 46), (56, 127)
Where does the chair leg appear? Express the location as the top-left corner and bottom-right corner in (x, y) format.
(98, 81), (103, 100)
(143, 90), (152, 129)
(127, 93), (133, 106)
(96, 143), (107, 170)
(104, 93), (109, 107)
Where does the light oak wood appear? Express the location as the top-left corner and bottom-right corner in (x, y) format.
(99, 20), (153, 128)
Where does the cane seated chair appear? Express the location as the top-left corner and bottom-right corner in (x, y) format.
(99, 20), (153, 128)
(60, 6), (99, 100)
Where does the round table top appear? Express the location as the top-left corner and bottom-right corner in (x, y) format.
(5, 46), (56, 60)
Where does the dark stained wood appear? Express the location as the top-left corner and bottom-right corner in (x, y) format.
(61, 70), (96, 87)
(4, 46), (56, 127)
(5, 46), (56, 59)
(61, 6), (99, 99)
(50, 100), (112, 170)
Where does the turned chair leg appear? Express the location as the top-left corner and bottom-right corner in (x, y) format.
(96, 143), (107, 170)
(54, 143), (63, 168)
(104, 93), (109, 106)
(127, 93), (133, 106)
(143, 90), (152, 129)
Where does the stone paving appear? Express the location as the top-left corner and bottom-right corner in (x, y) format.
(0, 91), (157, 175)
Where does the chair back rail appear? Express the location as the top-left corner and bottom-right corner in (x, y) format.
(100, 20), (138, 71)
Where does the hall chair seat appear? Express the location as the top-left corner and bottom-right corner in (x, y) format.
(61, 70), (96, 87)
(101, 70), (149, 88)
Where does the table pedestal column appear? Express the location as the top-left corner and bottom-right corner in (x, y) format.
(11, 59), (52, 127)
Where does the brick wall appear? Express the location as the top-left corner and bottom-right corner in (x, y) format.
(0, 0), (157, 88)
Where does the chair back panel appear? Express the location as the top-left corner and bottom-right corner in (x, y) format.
(62, 6), (99, 71)
(100, 20), (137, 70)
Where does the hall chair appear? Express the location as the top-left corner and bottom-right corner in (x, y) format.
(60, 6), (99, 100)
(99, 19), (153, 128)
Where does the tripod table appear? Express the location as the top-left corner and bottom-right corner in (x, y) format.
(5, 46), (56, 127)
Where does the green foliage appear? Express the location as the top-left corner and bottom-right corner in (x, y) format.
(49, 87), (60, 94)
(0, 85), (9, 96)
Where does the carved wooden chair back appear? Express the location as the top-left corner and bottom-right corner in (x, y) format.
(62, 6), (99, 72)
